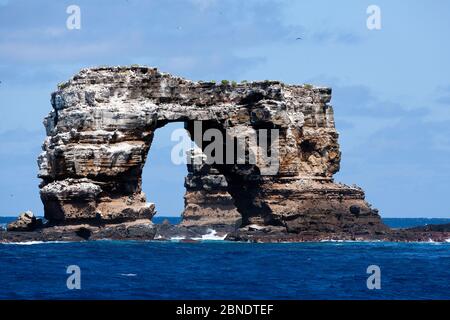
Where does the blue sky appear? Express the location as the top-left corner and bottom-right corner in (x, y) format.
(0, 0), (449, 217)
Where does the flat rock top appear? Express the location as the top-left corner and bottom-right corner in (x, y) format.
(54, 65), (332, 108)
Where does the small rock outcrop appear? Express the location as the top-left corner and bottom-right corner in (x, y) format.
(7, 211), (43, 231)
(34, 66), (385, 236)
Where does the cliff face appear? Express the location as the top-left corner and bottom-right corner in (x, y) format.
(37, 66), (387, 235)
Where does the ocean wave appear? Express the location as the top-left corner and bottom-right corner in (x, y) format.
(167, 229), (227, 241)
(192, 229), (227, 241)
(1, 240), (70, 245)
(169, 236), (186, 241)
(319, 239), (378, 243)
(318, 239), (450, 245)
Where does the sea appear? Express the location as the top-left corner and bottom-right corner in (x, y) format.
(0, 217), (449, 300)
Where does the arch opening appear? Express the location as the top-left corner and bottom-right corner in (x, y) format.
(141, 122), (188, 223)
(142, 120), (249, 227)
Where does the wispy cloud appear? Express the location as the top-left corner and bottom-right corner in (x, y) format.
(189, 0), (218, 11)
(309, 30), (363, 45)
(435, 85), (450, 105)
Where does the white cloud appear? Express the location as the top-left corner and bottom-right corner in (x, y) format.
(0, 41), (114, 62)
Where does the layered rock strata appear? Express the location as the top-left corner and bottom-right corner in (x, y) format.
(181, 149), (241, 227)
(34, 66), (387, 236)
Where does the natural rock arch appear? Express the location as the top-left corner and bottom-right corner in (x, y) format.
(37, 66), (386, 234)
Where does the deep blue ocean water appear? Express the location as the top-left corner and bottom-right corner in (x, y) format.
(1, 217), (449, 300)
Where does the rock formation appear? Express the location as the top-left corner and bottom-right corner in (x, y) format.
(181, 148), (242, 227)
(7, 211), (42, 231)
(34, 66), (388, 237)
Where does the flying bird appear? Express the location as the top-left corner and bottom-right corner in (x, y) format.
(296, 37), (302, 40)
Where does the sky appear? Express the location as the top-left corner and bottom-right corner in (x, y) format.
(0, 0), (449, 218)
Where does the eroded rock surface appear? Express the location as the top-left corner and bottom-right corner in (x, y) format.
(181, 149), (242, 227)
(34, 66), (386, 237)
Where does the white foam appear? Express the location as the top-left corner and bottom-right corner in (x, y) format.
(1, 241), (70, 245)
(247, 224), (265, 230)
(119, 273), (137, 277)
(320, 239), (360, 243)
(319, 239), (386, 244)
(193, 229), (227, 241)
(169, 236), (186, 241)
(167, 229), (227, 241)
